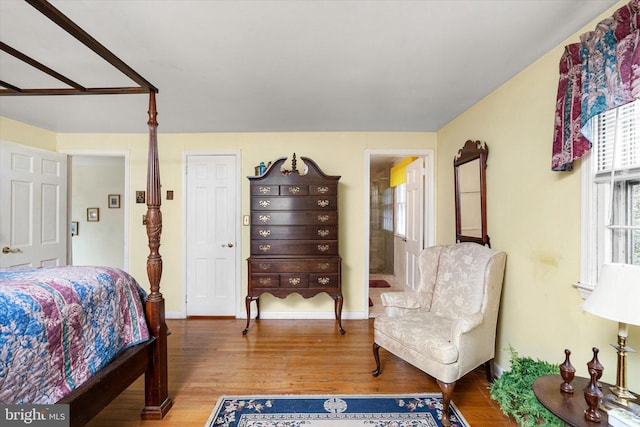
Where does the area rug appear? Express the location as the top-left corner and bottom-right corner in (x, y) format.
(205, 394), (469, 427)
(369, 279), (391, 288)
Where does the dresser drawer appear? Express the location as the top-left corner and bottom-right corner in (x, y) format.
(280, 274), (308, 288)
(280, 185), (309, 196)
(251, 240), (338, 256)
(251, 211), (337, 225)
(251, 196), (337, 211)
(249, 259), (340, 273)
(251, 185), (279, 196)
(310, 273), (339, 288)
(251, 225), (337, 240)
(250, 274), (279, 288)
(309, 184), (337, 196)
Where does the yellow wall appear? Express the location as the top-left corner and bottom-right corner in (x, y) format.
(437, 1), (638, 391)
(54, 132), (435, 318)
(0, 117), (57, 150)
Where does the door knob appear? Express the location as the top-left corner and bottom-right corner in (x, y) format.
(2, 246), (22, 254)
(221, 242), (234, 248)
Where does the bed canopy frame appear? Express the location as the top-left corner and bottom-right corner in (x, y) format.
(1, 0), (172, 425)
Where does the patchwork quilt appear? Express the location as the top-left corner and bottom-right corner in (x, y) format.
(0, 266), (150, 404)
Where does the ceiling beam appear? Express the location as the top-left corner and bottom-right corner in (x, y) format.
(0, 41), (86, 91)
(0, 0), (158, 96)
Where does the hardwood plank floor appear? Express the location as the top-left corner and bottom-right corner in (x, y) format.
(86, 319), (517, 426)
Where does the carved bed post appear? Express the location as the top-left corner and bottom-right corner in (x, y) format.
(141, 91), (173, 419)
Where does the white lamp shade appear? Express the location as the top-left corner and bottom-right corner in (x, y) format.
(582, 263), (640, 326)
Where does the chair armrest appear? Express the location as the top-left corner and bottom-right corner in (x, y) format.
(451, 312), (483, 335)
(380, 291), (422, 309)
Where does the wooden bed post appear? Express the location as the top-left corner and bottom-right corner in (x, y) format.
(141, 91), (173, 419)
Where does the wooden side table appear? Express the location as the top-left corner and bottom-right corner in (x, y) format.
(533, 374), (609, 426)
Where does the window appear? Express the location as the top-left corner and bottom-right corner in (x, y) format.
(579, 100), (640, 294)
(382, 187), (393, 232)
(395, 183), (406, 237)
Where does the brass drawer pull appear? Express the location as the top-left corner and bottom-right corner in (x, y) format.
(317, 214), (329, 222)
(317, 244), (329, 252)
(317, 200), (329, 208)
(258, 263), (271, 270)
(317, 229), (329, 237)
(318, 263), (330, 270)
(259, 277), (272, 285)
(318, 277), (331, 285)
(259, 229), (271, 237)
(259, 215), (271, 223)
(288, 277), (301, 286)
(317, 186), (329, 194)
(259, 245), (271, 252)
(287, 186), (301, 194)
(259, 186), (272, 194)
(259, 200), (271, 208)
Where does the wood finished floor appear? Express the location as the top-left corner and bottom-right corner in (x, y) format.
(86, 318), (518, 426)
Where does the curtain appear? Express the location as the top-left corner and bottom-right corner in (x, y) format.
(552, 0), (640, 171)
(389, 157), (417, 187)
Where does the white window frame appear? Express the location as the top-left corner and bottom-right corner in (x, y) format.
(577, 100), (640, 298)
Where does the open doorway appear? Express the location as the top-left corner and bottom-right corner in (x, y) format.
(68, 153), (129, 270)
(365, 149), (434, 318)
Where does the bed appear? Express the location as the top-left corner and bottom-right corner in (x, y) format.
(0, 1), (172, 425)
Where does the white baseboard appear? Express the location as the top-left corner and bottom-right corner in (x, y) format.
(166, 311), (185, 319)
(238, 310), (368, 320)
(165, 310), (368, 320)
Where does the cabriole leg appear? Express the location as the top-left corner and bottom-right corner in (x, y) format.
(436, 379), (456, 427)
(372, 342), (382, 376)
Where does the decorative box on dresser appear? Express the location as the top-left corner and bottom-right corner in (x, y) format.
(243, 154), (345, 335)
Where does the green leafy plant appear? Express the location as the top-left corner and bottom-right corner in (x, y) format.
(489, 346), (563, 426)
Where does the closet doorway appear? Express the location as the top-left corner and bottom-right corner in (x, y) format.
(184, 152), (241, 317)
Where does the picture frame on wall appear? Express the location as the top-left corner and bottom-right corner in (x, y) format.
(136, 191), (145, 204)
(87, 207), (99, 222)
(108, 194), (121, 208)
(71, 221), (78, 236)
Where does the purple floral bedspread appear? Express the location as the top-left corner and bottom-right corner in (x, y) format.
(0, 266), (150, 404)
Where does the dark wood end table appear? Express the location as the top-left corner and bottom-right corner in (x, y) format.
(533, 374), (609, 426)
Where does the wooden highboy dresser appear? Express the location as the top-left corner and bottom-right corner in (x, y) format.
(243, 154), (344, 334)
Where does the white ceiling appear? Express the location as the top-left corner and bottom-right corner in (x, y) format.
(0, 0), (619, 134)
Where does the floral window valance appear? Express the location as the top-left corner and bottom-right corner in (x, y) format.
(552, 0), (640, 171)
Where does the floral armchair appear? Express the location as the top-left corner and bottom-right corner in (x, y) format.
(372, 242), (507, 426)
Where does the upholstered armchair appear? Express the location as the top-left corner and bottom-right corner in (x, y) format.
(372, 242), (507, 426)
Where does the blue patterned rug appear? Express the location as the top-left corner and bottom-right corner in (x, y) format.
(205, 394), (469, 427)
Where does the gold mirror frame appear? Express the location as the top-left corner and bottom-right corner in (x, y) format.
(454, 140), (489, 247)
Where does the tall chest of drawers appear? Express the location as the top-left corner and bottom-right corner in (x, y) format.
(243, 155), (344, 334)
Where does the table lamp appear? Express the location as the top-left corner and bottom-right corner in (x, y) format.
(582, 263), (640, 414)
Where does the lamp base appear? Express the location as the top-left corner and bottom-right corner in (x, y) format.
(607, 407), (640, 427)
(601, 393), (640, 417)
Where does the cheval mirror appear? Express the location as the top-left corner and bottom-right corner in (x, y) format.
(454, 140), (490, 247)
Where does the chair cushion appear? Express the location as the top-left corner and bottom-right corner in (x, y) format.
(374, 311), (458, 365)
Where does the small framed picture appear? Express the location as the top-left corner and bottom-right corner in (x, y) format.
(136, 191), (146, 204)
(108, 194), (121, 208)
(87, 207), (99, 222)
(71, 221), (79, 236)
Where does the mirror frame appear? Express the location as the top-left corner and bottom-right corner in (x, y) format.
(454, 140), (490, 247)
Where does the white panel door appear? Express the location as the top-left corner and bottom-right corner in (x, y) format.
(405, 157), (424, 290)
(0, 141), (67, 268)
(186, 155), (238, 316)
